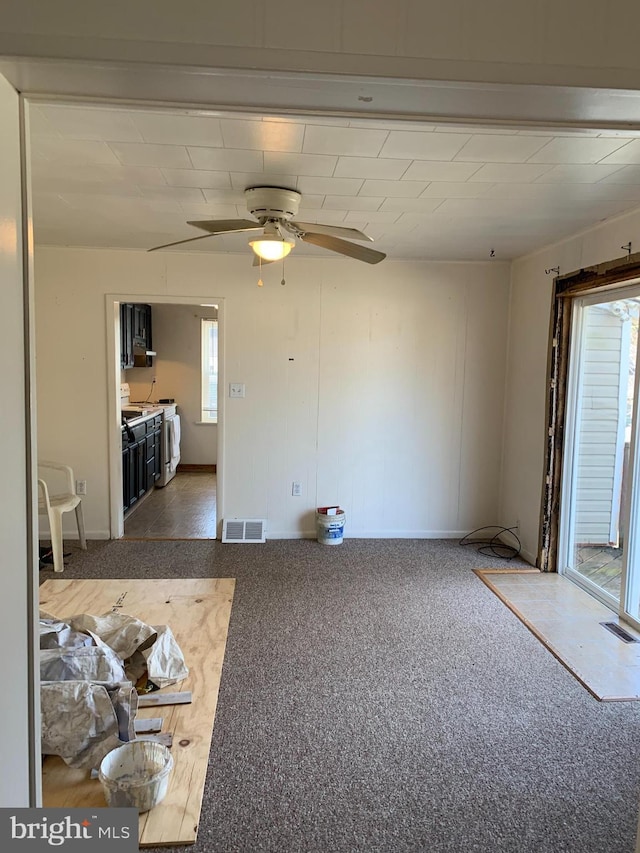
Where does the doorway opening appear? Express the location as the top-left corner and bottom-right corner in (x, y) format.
(122, 310), (218, 539)
(559, 289), (640, 610)
(123, 470), (217, 539)
(542, 257), (640, 631)
(107, 295), (224, 541)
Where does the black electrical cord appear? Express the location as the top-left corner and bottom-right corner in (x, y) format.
(459, 525), (521, 560)
(143, 378), (156, 403)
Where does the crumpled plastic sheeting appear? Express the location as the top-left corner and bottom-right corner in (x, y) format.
(124, 649), (148, 685)
(69, 612), (157, 660)
(40, 646), (126, 683)
(40, 616), (93, 651)
(41, 681), (138, 770)
(143, 625), (189, 688)
(39, 611), (188, 767)
(66, 613), (188, 688)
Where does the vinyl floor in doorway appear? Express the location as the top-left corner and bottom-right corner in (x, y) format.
(124, 472), (217, 539)
(476, 569), (640, 701)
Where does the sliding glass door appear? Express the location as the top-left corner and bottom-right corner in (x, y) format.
(559, 287), (640, 627)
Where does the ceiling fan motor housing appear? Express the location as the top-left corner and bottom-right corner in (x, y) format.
(245, 187), (301, 223)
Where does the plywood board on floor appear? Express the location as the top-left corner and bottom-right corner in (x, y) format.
(475, 569), (640, 701)
(39, 578), (235, 846)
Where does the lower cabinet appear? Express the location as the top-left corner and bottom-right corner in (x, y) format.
(122, 432), (143, 512)
(122, 414), (163, 513)
(153, 423), (162, 482)
(122, 443), (131, 509)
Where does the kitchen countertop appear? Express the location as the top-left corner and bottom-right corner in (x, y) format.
(121, 408), (162, 429)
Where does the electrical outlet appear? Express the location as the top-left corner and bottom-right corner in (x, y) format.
(229, 383), (245, 398)
(76, 480), (87, 496)
(292, 481), (302, 496)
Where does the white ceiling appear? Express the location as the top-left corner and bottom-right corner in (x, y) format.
(29, 102), (640, 262)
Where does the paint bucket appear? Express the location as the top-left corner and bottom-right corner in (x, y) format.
(316, 509), (346, 545)
(99, 741), (174, 813)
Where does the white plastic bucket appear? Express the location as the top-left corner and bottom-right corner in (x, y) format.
(99, 741), (174, 813)
(316, 509), (346, 545)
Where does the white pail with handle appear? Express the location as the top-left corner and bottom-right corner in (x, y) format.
(316, 509), (345, 545)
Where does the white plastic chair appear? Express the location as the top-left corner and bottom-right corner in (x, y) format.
(37, 461), (87, 572)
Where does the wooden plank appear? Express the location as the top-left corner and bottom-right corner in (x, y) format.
(136, 733), (174, 748)
(39, 578), (235, 847)
(138, 691), (192, 708)
(134, 718), (163, 734)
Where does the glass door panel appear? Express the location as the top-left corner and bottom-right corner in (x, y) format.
(560, 292), (640, 612)
(622, 331), (640, 625)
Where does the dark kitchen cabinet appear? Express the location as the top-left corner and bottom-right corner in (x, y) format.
(120, 303), (135, 369)
(122, 423), (144, 512)
(120, 303), (153, 369)
(144, 432), (156, 491)
(153, 421), (162, 481)
(133, 304), (151, 347)
(136, 438), (147, 499)
(122, 413), (162, 513)
(122, 443), (130, 508)
(148, 415), (162, 485)
(122, 440), (137, 511)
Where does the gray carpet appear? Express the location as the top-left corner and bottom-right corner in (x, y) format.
(40, 539), (640, 853)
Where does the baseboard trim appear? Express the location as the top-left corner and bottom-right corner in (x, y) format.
(519, 548), (537, 567)
(40, 531), (110, 541)
(265, 530), (471, 540)
(176, 464), (216, 473)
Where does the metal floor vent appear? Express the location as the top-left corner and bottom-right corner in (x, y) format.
(221, 518), (266, 543)
(600, 621), (639, 644)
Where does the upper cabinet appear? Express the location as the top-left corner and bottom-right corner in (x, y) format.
(120, 303), (134, 369)
(121, 303), (154, 369)
(132, 304), (151, 349)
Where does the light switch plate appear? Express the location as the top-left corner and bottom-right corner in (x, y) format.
(229, 383), (245, 398)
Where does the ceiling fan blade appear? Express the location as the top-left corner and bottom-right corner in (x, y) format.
(290, 221), (374, 242)
(301, 232), (386, 264)
(148, 233), (220, 252)
(186, 218), (261, 235)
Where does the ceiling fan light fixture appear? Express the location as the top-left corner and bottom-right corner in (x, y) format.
(150, 187), (385, 263)
(249, 234), (294, 261)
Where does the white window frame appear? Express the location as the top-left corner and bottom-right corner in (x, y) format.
(201, 318), (218, 424)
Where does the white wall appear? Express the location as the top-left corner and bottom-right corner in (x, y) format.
(3, 0), (640, 91)
(35, 247), (510, 539)
(500, 208), (640, 564)
(127, 304), (218, 465)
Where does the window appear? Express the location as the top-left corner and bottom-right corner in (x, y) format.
(201, 318), (218, 423)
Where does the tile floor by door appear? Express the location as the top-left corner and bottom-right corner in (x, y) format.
(124, 472), (216, 539)
(477, 569), (640, 700)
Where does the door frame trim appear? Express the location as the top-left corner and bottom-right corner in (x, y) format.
(106, 293), (225, 540)
(541, 257), (640, 572)
(556, 286), (640, 615)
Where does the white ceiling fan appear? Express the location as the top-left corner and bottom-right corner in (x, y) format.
(148, 186), (386, 264)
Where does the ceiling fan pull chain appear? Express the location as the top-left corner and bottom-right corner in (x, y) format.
(281, 253), (286, 286)
(257, 255), (263, 287)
